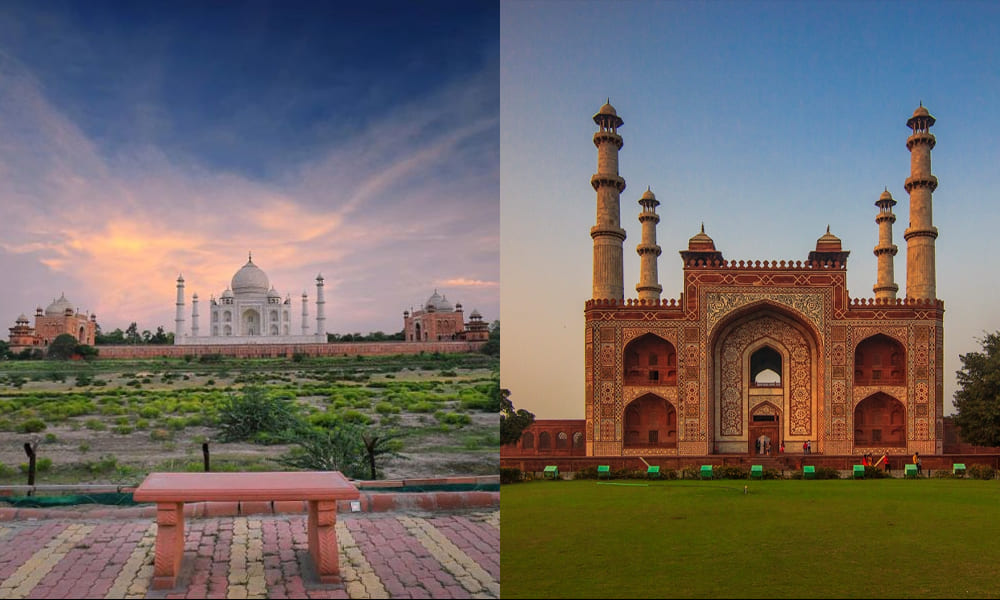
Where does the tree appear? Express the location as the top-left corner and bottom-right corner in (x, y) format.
(125, 322), (140, 344)
(500, 388), (534, 446)
(481, 321), (499, 357)
(360, 428), (404, 480)
(0, 340), (9, 360)
(953, 332), (1000, 447)
(215, 386), (301, 442)
(47, 333), (80, 360)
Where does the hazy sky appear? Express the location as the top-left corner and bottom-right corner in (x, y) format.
(0, 1), (499, 336)
(501, 1), (1000, 418)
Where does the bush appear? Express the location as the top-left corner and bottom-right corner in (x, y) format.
(17, 418), (47, 433)
(435, 411), (471, 426)
(150, 428), (172, 441)
(278, 424), (367, 478)
(968, 464), (996, 480)
(215, 386), (301, 442)
(84, 418), (106, 431)
(19, 457), (52, 473)
(501, 467), (522, 484)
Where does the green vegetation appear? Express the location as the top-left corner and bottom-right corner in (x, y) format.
(953, 331), (1000, 447)
(503, 479), (1000, 598)
(0, 352), (498, 485)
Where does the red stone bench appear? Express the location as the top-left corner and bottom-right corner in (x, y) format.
(133, 471), (359, 589)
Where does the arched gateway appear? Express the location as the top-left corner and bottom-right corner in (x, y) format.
(710, 307), (820, 454)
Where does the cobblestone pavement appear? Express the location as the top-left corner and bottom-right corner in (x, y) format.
(0, 510), (499, 599)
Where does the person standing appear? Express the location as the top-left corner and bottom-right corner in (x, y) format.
(802, 440), (808, 453)
(884, 456), (891, 473)
(913, 452), (922, 474)
(780, 441), (785, 454)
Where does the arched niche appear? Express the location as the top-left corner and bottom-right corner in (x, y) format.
(854, 392), (906, 447)
(623, 393), (677, 449)
(854, 334), (906, 386)
(750, 346), (782, 388)
(623, 333), (677, 386)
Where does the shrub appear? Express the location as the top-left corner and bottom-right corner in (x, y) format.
(19, 457), (53, 473)
(113, 425), (134, 435)
(17, 418), (47, 433)
(968, 464), (996, 480)
(278, 424), (367, 478)
(215, 386), (301, 442)
(198, 353), (223, 363)
(84, 418), (106, 431)
(43, 433), (58, 443)
(374, 402), (400, 415)
(435, 411), (471, 426)
(150, 428), (172, 441)
(501, 467), (522, 484)
(341, 410), (371, 425)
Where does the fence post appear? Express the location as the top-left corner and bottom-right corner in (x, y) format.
(203, 442), (210, 472)
(23, 441), (37, 495)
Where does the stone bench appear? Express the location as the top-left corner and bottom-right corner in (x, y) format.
(133, 471), (359, 589)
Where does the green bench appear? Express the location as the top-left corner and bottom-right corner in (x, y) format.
(853, 464), (865, 479)
(750, 465), (763, 479)
(597, 465), (610, 479)
(700, 465), (713, 479)
(803, 465), (815, 479)
(904, 464), (918, 478)
(647, 465), (661, 479)
(543, 465), (559, 479)
(953, 463), (966, 476)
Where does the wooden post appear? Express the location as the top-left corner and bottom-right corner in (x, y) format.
(23, 442), (37, 495)
(202, 442), (210, 472)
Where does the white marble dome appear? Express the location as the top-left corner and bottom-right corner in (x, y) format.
(231, 258), (270, 295)
(45, 293), (74, 316)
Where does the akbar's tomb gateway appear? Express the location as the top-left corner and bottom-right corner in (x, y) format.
(503, 102), (945, 463)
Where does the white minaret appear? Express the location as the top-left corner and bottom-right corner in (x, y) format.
(635, 187), (662, 302)
(191, 293), (200, 337)
(873, 189), (899, 300)
(301, 292), (309, 335)
(175, 274), (185, 338)
(315, 274), (326, 338)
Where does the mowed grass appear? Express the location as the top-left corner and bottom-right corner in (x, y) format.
(501, 478), (1000, 598)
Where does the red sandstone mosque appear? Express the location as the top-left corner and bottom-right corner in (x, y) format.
(7, 293), (97, 353)
(502, 102), (946, 466)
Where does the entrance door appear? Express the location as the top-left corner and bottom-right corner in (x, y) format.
(748, 414), (780, 456)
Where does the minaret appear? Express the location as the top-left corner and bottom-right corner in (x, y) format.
(175, 274), (185, 338)
(635, 187), (662, 302)
(191, 293), (200, 337)
(301, 292), (309, 336)
(904, 104), (938, 300)
(591, 100), (626, 300)
(873, 189), (899, 300)
(315, 274), (326, 337)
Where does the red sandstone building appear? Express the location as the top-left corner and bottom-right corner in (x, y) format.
(7, 293), (97, 352)
(404, 290), (490, 342)
(503, 102), (947, 466)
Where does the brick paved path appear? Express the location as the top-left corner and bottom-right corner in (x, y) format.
(0, 510), (499, 599)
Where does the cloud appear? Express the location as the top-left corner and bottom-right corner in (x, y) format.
(0, 53), (498, 335)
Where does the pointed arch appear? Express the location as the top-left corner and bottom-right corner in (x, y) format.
(623, 333), (677, 385)
(854, 392), (906, 447)
(623, 393), (677, 449)
(854, 334), (906, 386)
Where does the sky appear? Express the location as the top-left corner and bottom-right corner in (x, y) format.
(0, 1), (499, 337)
(501, 0), (1000, 418)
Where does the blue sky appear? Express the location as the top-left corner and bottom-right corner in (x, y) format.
(0, 1), (498, 335)
(501, 0), (1000, 417)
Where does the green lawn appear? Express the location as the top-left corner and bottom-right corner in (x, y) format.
(501, 478), (1000, 598)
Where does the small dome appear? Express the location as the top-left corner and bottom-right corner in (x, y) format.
(45, 293), (74, 316)
(231, 258), (270, 295)
(907, 104), (935, 128)
(470, 309), (482, 319)
(639, 188), (656, 202)
(221, 287), (234, 299)
(424, 290), (453, 312)
(593, 99), (624, 127)
(687, 224), (716, 251)
(879, 189), (893, 201)
(912, 105), (930, 118)
(267, 286), (281, 299)
(16, 313), (29, 324)
(597, 101), (617, 117)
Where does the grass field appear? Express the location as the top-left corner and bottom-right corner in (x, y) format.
(501, 478), (1000, 598)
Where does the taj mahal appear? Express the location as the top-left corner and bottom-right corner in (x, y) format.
(173, 254), (328, 345)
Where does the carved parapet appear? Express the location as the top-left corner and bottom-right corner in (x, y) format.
(847, 297), (945, 308)
(682, 258), (847, 270)
(587, 297), (684, 309)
